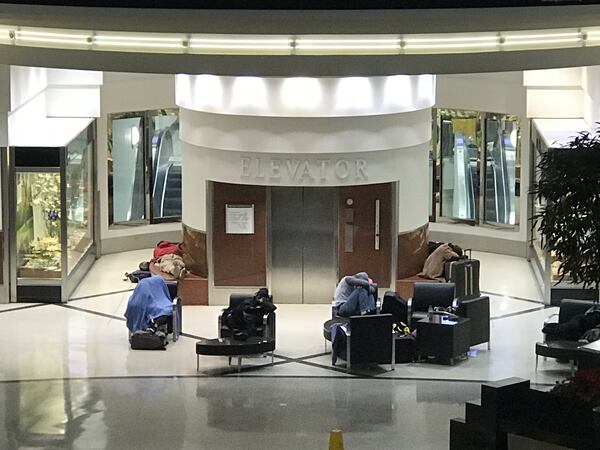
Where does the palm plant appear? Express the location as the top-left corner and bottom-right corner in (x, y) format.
(531, 128), (600, 301)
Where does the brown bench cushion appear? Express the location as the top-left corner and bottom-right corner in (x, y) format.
(397, 223), (429, 280)
(395, 276), (441, 300)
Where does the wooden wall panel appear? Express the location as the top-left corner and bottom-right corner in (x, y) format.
(338, 183), (392, 287)
(212, 182), (267, 286)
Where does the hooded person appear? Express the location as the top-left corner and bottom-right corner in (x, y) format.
(334, 272), (376, 317)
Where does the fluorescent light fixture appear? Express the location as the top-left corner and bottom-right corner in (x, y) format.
(94, 32), (184, 52)
(188, 35), (291, 55)
(502, 30), (582, 48)
(403, 34), (499, 54)
(16, 28), (90, 47)
(296, 36), (400, 55)
(0, 23), (599, 56)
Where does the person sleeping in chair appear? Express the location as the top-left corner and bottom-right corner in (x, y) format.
(333, 272), (377, 317)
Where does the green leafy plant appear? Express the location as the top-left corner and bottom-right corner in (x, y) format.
(531, 129), (600, 297)
(24, 236), (61, 270)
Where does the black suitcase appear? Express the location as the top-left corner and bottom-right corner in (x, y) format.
(447, 258), (480, 300)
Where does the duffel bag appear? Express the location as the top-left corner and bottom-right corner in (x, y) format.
(130, 330), (167, 350)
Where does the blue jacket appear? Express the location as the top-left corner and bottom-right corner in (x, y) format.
(125, 276), (173, 332)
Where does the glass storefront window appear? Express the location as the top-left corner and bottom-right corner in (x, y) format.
(16, 172), (61, 278)
(484, 119), (518, 225)
(66, 128), (94, 273)
(108, 109), (181, 226)
(109, 115), (145, 224)
(440, 114), (479, 221)
(151, 112), (181, 220)
(433, 109), (520, 229)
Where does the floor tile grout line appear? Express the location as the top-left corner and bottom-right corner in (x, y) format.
(490, 306), (546, 321)
(481, 290), (543, 305)
(55, 303), (298, 364)
(69, 288), (135, 302)
(0, 373), (558, 386)
(56, 303), (127, 322)
(0, 303), (49, 314)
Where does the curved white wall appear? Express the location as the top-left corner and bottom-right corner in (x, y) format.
(176, 74), (435, 117)
(180, 108), (431, 154)
(178, 74), (434, 234)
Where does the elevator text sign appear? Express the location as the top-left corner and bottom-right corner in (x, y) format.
(240, 157), (368, 184)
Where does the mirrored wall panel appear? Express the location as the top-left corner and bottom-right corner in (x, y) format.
(439, 113), (479, 221)
(432, 109), (520, 229)
(66, 127), (94, 273)
(108, 109), (180, 226)
(109, 115), (145, 224)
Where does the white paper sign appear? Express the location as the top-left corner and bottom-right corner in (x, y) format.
(225, 204), (255, 234)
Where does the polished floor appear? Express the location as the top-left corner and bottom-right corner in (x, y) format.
(0, 249), (566, 449)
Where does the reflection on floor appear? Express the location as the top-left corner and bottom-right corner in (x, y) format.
(0, 249), (569, 449)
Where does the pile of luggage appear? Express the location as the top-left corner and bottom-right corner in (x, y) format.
(125, 240), (187, 283)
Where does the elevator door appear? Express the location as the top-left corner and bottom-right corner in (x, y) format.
(270, 187), (337, 304)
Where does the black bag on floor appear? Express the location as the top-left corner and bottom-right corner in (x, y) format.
(124, 270), (152, 283)
(446, 258), (480, 300)
(381, 291), (408, 325)
(395, 333), (416, 363)
(130, 330), (167, 350)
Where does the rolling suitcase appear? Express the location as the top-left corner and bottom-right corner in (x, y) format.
(447, 258), (480, 300)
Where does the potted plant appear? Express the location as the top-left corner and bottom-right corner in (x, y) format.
(532, 128), (600, 300)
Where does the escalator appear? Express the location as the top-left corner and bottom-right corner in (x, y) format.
(446, 131), (477, 220)
(151, 121), (182, 219)
(484, 123), (516, 225)
(159, 164), (181, 217)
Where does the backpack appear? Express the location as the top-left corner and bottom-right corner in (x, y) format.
(124, 270), (152, 283)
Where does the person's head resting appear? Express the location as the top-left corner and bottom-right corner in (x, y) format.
(448, 243), (463, 256)
(354, 272), (369, 282)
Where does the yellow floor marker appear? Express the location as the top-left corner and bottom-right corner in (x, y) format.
(329, 429), (344, 450)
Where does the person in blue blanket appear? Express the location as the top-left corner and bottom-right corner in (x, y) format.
(125, 276), (173, 333)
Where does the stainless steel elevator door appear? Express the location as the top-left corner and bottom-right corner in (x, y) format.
(270, 187), (337, 304)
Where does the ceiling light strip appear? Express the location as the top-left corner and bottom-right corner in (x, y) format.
(0, 25), (598, 55)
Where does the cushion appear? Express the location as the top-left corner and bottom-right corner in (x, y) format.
(397, 223), (429, 279)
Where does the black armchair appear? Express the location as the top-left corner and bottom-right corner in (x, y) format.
(332, 314), (395, 372)
(536, 298), (596, 374)
(218, 293), (276, 340)
(407, 282), (457, 327)
(455, 295), (490, 348)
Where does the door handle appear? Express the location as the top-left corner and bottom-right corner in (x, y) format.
(375, 199), (380, 250)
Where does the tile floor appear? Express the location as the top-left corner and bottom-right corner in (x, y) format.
(0, 249), (572, 449)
